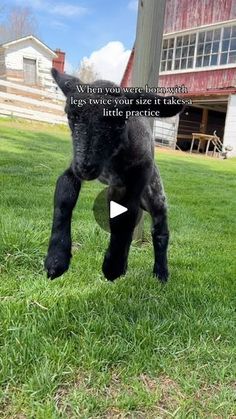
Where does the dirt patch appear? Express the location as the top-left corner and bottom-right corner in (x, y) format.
(54, 386), (72, 417)
(0, 389), (27, 419)
(102, 407), (128, 418)
(55, 372), (233, 419)
(54, 372), (183, 418)
(103, 372), (124, 400)
(139, 374), (183, 418)
(195, 381), (236, 414)
(102, 374), (182, 419)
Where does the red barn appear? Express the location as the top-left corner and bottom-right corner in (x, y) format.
(122, 0), (236, 157)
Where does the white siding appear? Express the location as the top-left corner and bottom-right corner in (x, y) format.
(223, 94), (236, 157)
(4, 39), (57, 92)
(0, 47), (6, 76)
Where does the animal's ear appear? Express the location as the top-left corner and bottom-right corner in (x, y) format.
(124, 91), (185, 117)
(51, 68), (82, 96)
(152, 95), (185, 117)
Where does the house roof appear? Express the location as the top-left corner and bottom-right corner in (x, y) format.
(0, 35), (57, 57)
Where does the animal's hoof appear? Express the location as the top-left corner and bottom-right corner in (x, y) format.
(153, 264), (169, 283)
(102, 254), (127, 281)
(44, 251), (71, 280)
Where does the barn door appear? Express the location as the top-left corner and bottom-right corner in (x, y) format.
(153, 115), (179, 148)
(23, 58), (37, 85)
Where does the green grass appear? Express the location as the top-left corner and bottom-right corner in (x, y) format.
(0, 118), (236, 418)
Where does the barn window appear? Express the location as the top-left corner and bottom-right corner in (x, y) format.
(161, 34), (196, 71)
(23, 58), (37, 85)
(175, 34), (196, 70)
(219, 26), (236, 65)
(196, 26), (236, 68)
(160, 24), (236, 72)
(196, 28), (220, 68)
(161, 37), (175, 71)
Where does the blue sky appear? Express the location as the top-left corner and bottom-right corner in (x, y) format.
(4, 0), (138, 77)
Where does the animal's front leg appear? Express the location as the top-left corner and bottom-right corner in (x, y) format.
(45, 167), (81, 279)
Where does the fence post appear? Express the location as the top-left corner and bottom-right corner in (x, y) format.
(132, 0), (166, 241)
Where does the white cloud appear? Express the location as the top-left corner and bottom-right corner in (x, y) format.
(14, 0), (88, 18)
(51, 4), (87, 17)
(79, 42), (131, 84)
(50, 20), (68, 29)
(128, 0), (138, 11)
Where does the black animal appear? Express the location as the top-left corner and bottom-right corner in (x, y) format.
(45, 68), (184, 282)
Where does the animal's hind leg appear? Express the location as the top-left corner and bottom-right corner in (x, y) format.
(102, 186), (141, 281)
(141, 165), (169, 282)
(102, 164), (150, 282)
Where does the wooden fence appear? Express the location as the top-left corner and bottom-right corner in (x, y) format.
(0, 79), (66, 124)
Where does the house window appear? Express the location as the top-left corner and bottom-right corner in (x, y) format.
(23, 58), (37, 85)
(160, 23), (236, 72)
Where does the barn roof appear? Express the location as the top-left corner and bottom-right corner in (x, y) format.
(0, 35), (57, 57)
(121, 47), (135, 87)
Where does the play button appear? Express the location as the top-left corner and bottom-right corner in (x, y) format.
(92, 187), (142, 232)
(110, 201), (128, 218)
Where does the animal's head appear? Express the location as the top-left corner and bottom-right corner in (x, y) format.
(52, 68), (184, 180)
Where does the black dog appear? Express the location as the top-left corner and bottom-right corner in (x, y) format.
(45, 68), (184, 282)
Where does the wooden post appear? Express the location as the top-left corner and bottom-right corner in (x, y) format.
(190, 136), (195, 153)
(206, 139), (210, 155)
(132, 0), (166, 241)
(197, 139), (201, 152)
(200, 108), (208, 133)
(200, 108), (208, 153)
(213, 143), (216, 157)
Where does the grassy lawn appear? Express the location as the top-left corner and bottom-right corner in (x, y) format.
(0, 118), (236, 418)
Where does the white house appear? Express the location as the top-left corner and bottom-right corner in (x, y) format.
(0, 35), (61, 92)
(0, 35), (66, 124)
